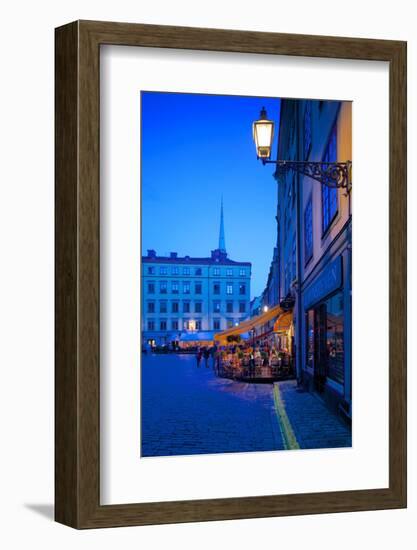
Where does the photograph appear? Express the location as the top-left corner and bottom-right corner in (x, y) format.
(140, 91), (352, 457)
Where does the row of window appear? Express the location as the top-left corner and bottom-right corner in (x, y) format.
(146, 319), (238, 331)
(146, 281), (247, 295)
(146, 300), (247, 314)
(146, 266), (247, 277)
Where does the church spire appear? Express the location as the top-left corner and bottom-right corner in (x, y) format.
(218, 197), (226, 253)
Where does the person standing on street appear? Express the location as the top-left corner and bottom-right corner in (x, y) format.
(203, 347), (210, 368)
(196, 347), (202, 368)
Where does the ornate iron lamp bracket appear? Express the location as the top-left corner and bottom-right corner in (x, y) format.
(263, 159), (352, 191)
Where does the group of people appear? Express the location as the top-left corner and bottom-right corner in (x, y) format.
(195, 342), (291, 378)
(195, 345), (218, 369)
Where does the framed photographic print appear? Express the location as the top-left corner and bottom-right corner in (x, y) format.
(55, 20), (406, 528)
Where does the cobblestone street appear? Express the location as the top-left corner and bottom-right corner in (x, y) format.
(141, 354), (351, 457)
(276, 380), (352, 449)
(141, 353), (283, 456)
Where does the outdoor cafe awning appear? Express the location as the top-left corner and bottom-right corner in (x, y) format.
(214, 304), (283, 342)
(273, 311), (293, 332)
(180, 331), (215, 342)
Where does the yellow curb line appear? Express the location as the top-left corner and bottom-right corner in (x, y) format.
(273, 383), (300, 450)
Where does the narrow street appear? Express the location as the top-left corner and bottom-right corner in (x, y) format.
(141, 353), (351, 457)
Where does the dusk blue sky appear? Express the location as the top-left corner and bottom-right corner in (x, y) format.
(141, 92), (281, 299)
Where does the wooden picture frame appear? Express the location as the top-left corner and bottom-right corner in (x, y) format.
(55, 20), (407, 528)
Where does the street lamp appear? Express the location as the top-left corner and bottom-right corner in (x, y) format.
(263, 305), (269, 313)
(253, 107), (275, 160)
(252, 107), (352, 191)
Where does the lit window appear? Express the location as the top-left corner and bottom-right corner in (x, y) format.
(226, 283), (233, 295)
(322, 124), (338, 233)
(183, 282), (190, 294)
(226, 268), (233, 276)
(160, 266), (168, 275)
(171, 281), (179, 294)
(239, 269), (246, 277)
(183, 267), (190, 276)
(213, 267), (220, 276)
(172, 266), (179, 275)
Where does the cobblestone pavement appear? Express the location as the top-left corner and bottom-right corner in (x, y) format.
(141, 353), (283, 457)
(277, 380), (352, 449)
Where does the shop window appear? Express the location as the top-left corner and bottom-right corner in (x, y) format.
(306, 290), (345, 386)
(325, 292), (345, 385)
